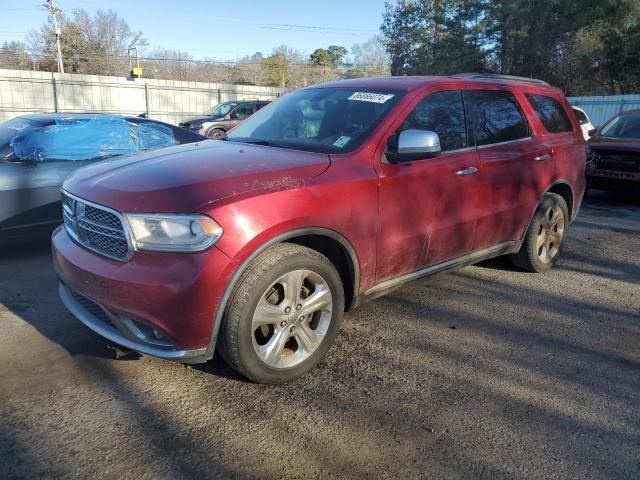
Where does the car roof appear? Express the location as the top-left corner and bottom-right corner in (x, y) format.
(307, 73), (554, 92)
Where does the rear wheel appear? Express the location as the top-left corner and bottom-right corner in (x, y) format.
(511, 193), (569, 272)
(207, 128), (226, 139)
(218, 243), (344, 384)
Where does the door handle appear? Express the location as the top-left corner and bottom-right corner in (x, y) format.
(534, 154), (551, 161)
(456, 167), (478, 176)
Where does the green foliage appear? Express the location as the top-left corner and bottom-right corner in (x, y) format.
(381, 0), (640, 94)
(310, 45), (348, 67)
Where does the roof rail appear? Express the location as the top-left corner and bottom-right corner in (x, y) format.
(451, 73), (549, 86)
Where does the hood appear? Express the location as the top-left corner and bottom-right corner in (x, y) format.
(63, 140), (331, 213)
(588, 136), (640, 153)
(180, 115), (222, 125)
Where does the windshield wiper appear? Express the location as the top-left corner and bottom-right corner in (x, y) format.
(231, 139), (281, 147)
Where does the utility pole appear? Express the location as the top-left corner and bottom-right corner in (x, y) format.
(45, 0), (64, 73)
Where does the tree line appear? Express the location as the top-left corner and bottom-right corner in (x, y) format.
(381, 0), (640, 95)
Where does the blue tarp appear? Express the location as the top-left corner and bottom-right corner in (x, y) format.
(9, 115), (175, 162)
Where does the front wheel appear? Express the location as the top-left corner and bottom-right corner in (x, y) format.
(207, 128), (226, 139)
(511, 193), (569, 272)
(218, 243), (344, 384)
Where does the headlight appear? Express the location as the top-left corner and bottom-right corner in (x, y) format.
(125, 213), (223, 252)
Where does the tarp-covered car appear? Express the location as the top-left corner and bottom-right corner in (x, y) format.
(0, 114), (205, 243)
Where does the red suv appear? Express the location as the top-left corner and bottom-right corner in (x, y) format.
(53, 74), (586, 383)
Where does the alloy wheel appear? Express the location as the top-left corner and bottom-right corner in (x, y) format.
(536, 205), (565, 264)
(251, 269), (333, 369)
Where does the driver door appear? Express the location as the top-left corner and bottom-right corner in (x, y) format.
(374, 88), (481, 282)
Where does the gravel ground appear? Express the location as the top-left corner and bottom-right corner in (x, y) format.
(1, 191), (639, 480)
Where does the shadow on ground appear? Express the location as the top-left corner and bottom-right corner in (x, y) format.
(1, 192), (639, 479)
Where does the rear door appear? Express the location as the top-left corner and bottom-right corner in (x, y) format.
(467, 88), (549, 251)
(375, 88), (481, 281)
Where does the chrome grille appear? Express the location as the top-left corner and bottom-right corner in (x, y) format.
(84, 205), (122, 229)
(61, 192), (132, 261)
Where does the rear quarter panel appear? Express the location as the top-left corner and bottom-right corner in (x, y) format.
(518, 87), (586, 220)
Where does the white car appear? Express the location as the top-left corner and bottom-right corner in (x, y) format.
(571, 106), (595, 141)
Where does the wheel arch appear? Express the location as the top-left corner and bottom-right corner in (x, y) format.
(516, 179), (576, 251)
(546, 180), (575, 220)
(206, 227), (360, 354)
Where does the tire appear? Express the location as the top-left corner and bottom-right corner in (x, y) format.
(511, 193), (569, 273)
(207, 128), (226, 139)
(218, 243), (344, 384)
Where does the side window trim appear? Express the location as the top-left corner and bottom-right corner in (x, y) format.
(466, 88), (532, 148)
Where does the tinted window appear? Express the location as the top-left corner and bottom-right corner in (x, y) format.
(231, 105), (254, 120)
(470, 90), (529, 146)
(527, 94), (573, 133)
(392, 90), (468, 152)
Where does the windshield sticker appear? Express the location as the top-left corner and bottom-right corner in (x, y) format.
(348, 92), (394, 104)
(333, 136), (351, 148)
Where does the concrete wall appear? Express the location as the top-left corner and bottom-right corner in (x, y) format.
(568, 94), (640, 127)
(0, 69), (286, 125)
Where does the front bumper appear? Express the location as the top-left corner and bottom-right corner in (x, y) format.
(52, 225), (235, 361)
(58, 283), (207, 361)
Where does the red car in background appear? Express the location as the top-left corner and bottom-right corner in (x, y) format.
(52, 74), (586, 383)
(586, 109), (640, 194)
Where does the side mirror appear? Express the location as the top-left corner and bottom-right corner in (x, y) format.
(588, 128), (597, 137)
(388, 129), (441, 163)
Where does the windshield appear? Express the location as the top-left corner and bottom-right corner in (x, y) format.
(600, 113), (640, 138)
(206, 102), (238, 117)
(226, 88), (404, 154)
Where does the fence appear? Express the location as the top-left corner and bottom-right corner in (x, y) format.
(567, 94), (640, 127)
(0, 68), (286, 125)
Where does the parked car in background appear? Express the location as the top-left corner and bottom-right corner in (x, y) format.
(53, 74), (585, 384)
(571, 106), (595, 141)
(179, 100), (271, 138)
(586, 109), (640, 193)
(0, 114), (204, 243)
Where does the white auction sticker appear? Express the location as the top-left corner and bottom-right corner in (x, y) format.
(348, 92), (394, 104)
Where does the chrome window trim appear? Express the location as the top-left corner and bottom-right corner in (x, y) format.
(476, 137), (533, 150)
(61, 189), (135, 262)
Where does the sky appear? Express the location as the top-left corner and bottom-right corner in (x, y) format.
(0, 0), (389, 60)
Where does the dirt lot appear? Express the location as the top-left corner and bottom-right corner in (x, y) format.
(1, 191), (639, 480)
